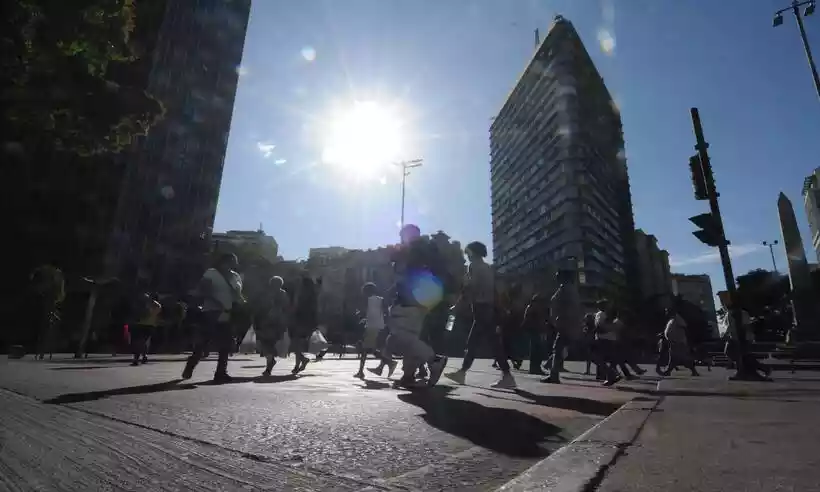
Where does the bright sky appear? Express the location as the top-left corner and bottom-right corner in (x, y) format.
(214, 0), (820, 298)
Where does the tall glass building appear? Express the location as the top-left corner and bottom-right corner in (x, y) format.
(490, 15), (639, 308)
(105, 0), (252, 291)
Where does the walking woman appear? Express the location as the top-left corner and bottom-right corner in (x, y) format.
(445, 241), (516, 389)
(291, 275), (318, 375)
(256, 276), (290, 376)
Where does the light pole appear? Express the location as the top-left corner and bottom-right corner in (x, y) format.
(396, 158), (423, 229)
(762, 239), (780, 273)
(774, 0), (820, 100)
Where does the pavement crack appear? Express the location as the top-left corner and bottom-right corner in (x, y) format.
(581, 396), (664, 492)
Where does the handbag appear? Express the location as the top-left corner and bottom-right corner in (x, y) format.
(308, 329), (329, 354)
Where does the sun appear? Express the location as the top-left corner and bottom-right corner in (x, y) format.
(321, 101), (405, 179)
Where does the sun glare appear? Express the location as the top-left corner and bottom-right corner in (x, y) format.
(321, 101), (404, 179)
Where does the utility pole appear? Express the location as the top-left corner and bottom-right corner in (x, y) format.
(774, 0), (820, 100)
(396, 158), (423, 229)
(762, 239), (780, 272)
(688, 108), (761, 381)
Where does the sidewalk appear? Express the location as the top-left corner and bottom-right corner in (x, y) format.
(595, 371), (820, 492)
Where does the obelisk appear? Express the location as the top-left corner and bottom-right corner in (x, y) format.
(778, 192), (819, 341)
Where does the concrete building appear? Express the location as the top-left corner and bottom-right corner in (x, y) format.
(634, 229), (673, 306)
(490, 15), (639, 310)
(802, 168), (820, 262)
(212, 230), (279, 264)
(103, 0), (252, 292)
(672, 273), (718, 337)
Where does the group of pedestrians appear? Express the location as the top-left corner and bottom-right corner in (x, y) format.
(128, 222), (729, 390)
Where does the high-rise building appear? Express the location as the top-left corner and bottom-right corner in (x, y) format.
(103, 0), (252, 291)
(490, 15), (638, 308)
(634, 229), (673, 305)
(803, 168), (820, 262)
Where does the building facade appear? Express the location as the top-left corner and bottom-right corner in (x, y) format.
(104, 0), (252, 292)
(803, 168), (820, 262)
(490, 15), (638, 310)
(212, 230), (279, 265)
(634, 229), (673, 305)
(671, 273), (718, 337)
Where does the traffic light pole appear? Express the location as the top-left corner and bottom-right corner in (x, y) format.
(690, 108), (758, 381)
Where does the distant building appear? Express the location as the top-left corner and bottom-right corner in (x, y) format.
(489, 15), (639, 311)
(634, 230), (673, 307)
(212, 229), (279, 264)
(802, 168), (820, 262)
(672, 273), (718, 338)
(308, 247), (353, 265)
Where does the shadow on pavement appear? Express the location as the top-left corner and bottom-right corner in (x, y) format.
(39, 357), (254, 365)
(43, 374), (306, 404)
(49, 366), (124, 371)
(43, 379), (193, 404)
(398, 386), (563, 458)
(358, 379), (392, 390)
(475, 389), (620, 417)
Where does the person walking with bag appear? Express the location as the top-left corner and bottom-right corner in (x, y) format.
(291, 275), (318, 375)
(182, 253), (244, 383)
(256, 276), (290, 376)
(383, 224), (448, 389)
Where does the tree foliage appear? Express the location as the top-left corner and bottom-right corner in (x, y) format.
(2, 0), (165, 157)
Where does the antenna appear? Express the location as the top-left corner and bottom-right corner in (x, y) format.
(534, 28), (540, 48)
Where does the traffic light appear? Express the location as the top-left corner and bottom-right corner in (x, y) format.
(689, 155), (708, 200)
(689, 212), (727, 247)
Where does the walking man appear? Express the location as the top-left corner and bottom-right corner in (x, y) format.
(445, 241), (516, 389)
(541, 270), (582, 384)
(384, 224), (448, 389)
(182, 253), (244, 383)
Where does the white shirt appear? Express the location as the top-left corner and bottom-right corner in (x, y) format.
(201, 268), (242, 321)
(595, 310), (618, 341)
(365, 295), (385, 331)
(664, 315), (688, 345)
(720, 310), (752, 340)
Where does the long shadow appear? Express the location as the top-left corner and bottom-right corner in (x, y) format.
(253, 374), (301, 384)
(44, 356), (254, 365)
(49, 366), (121, 371)
(475, 389), (621, 417)
(358, 379), (392, 390)
(43, 374), (304, 405)
(43, 379), (194, 404)
(398, 386), (564, 458)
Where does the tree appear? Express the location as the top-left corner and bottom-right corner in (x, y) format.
(735, 269), (790, 317)
(2, 0), (164, 158)
(735, 269), (791, 342)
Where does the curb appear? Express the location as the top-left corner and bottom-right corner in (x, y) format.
(495, 394), (661, 492)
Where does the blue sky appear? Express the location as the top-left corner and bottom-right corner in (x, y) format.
(214, 0), (820, 299)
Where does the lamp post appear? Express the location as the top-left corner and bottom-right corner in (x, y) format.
(395, 158), (423, 229)
(762, 239), (780, 273)
(774, 0), (820, 100)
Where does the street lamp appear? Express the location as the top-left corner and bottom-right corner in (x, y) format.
(773, 0), (820, 101)
(395, 158), (423, 229)
(762, 239), (780, 273)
